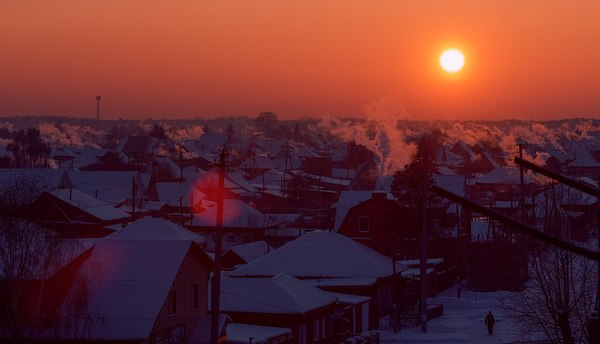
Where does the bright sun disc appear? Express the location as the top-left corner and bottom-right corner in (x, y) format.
(440, 49), (465, 73)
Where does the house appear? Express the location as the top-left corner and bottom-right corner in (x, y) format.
(222, 241), (272, 269)
(43, 218), (214, 342)
(335, 192), (401, 256)
(223, 323), (293, 344)
(566, 148), (600, 176)
(187, 199), (272, 252)
(335, 189), (466, 292)
(238, 153), (274, 180)
(66, 171), (146, 208)
(30, 189), (132, 237)
(229, 231), (408, 329)
(122, 136), (161, 164)
(214, 273), (337, 344)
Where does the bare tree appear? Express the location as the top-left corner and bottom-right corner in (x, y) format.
(0, 175), (99, 341)
(504, 183), (598, 343)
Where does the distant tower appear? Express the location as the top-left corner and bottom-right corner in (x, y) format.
(96, 95), (101, 121)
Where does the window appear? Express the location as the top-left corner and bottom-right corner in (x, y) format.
(298, 324), (307, 344)
(191, 284), (199, 309)
(358, 217), (370, 233)
(168, 290), (177, 316)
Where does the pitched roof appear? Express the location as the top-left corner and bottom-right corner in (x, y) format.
(334, 191), (393, 231)
(229, 231), (405, 279)
(224, 323), (293, 344)
(67, 171), (141, 205)
(476, 167), (522, 185)
(188, 199), (269, 228)
(49, 189), (131, 222)
(84, 239), (195, 340)
(108, 217), (207, 244)
(199, 133), (229, 147)
(0, 168), (68, 190)
(225, 241), (272, 264)
(213, 273), (337, 314)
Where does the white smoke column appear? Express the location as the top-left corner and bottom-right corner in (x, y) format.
(321, 97), (417, 175)
(37, 122), (108, 148)
(166, 125), (205, 141)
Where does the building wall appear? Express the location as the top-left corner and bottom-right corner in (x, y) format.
(152, 247), (211, 343)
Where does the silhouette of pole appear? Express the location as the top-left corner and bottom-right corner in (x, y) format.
(210, 145), (227, 344)
(420, 158), (430, 333)
(96, 95), (101, 122)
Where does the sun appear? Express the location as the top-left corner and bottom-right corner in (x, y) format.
(439, 48), (465, 73)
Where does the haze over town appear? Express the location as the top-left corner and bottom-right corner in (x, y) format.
(2, 1), (600, 344)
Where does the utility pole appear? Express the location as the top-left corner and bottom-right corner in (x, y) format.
(210, 145), (228, 344)
(131, 176), (136, 217)
(420, 157), (430, 333)
(96, 95), (101, 122)
(517, 141), (529, 280)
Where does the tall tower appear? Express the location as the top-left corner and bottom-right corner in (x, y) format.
(96, 95), (101, 121)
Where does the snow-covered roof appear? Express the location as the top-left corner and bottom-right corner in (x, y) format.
(476, 167), (521, 185)
(239, 155), (275, 170)
(332, 168), (356, 180)
(84, 239), (196, 340)
(325, 291), (370, 305)
(226, 171), (258, 193)
(296, 146), (320, 158)
(199, 132), (229, 147)
(108, 217), (206, 244)
(334, 191), (394, 231)
(302, 277), (378, 288)
(213, 273), (338, 314)
(0, 169), (68, 190)
(229, 231), (408, 279)
(453, 141), (476, 158)
(567, 150), (600, 167)
(224, 323), (293, 344)
(433, 175), (465, 197)
(68, 171), (141, 205)
(295, 170), (351, 187)
(155, 180), (205, 207)
(225, 241), (272, 264)
(436, 146), (463, 166)
(188, 199), (270, 228)
(49, 189), (131, 222)
(248, 169), (288, 187)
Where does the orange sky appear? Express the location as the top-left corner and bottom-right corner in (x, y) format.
(2, 1), (600, 120)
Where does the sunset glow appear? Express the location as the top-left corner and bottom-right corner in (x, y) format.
(2, 1), (600, 120)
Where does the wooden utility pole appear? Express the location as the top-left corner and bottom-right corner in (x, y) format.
(420, 157), (430, 333)
(210, 145), (227, 344)
(131, 177), (136, 217)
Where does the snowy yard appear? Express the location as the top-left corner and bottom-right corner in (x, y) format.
(376, 287), (525, 343)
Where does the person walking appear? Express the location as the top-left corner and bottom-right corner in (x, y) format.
(485, 311), (495, 335)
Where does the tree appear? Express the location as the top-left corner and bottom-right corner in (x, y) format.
(150, 123), (168, 141)
(7, 128), (50, 168)
(0, 175), (98, 340)
(255, 112), (278, 135)
(504, 183), (598, 343)
(390, 133), (455, 238)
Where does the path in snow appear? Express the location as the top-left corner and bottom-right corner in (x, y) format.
(377, 287), (524, 343)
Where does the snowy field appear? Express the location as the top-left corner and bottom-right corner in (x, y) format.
(376, 287), (524, 343)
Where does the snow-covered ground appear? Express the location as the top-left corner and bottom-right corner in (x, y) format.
(376, 286), (523, 343)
